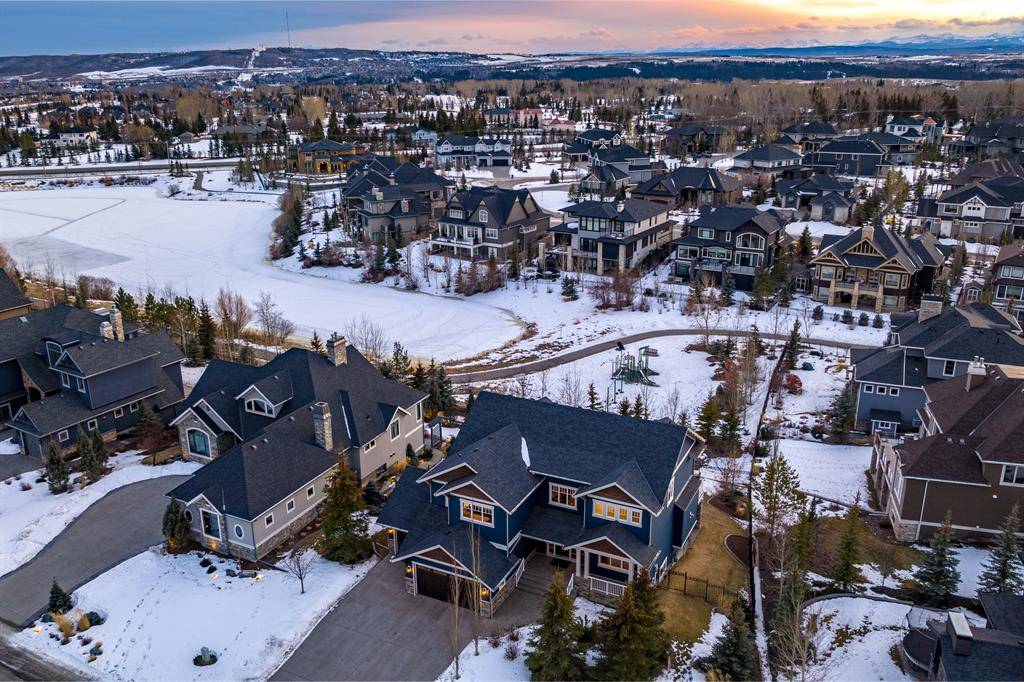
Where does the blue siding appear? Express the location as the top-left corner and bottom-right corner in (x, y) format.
(584, 496), (650, 544)
(855, 383), (925, 427)
(449, 494), (508, 545)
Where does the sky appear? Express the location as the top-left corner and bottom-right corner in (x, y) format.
(1, 0), (1023, 56)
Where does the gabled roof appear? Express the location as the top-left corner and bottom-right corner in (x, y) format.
(813, 226), (943, 273)
(665, 122), (725, 138)
(633, 166), (741, 196)
(817, 139), (886, 156)
(893, 304), (1024, 366)
(577, 127), (622, 142)
(688, 204), (785, 235)
(447, 186), (543, 227)
(0, 269), (29, 314)
(733, 144), (802, 162)
(562, 198), (668, 224)
(592, 143), (648, 163)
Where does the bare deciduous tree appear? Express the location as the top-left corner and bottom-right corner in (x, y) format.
(215, 287), (252, 361)
(282, 547), (317, 594)
(343, 314), (390, 365)
(255, 291), (296, 352)
(557, 364), (583, 407)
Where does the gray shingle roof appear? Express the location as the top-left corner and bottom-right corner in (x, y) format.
(562, 198), (668, 224)
(0, 269), (29, 314)
(734, 144), (802, 162)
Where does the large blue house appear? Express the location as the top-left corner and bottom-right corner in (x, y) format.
(377, 392), (703, 616)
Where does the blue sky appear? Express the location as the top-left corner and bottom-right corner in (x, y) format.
(2, 1), (1022, 56)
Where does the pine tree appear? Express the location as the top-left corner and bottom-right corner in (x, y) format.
(784, 320), (801, 367)
(913, 511), (961, 605)
(405, 443), (420, 466)
(632, 394), (647, 420)
(162, 500), (190, 548)
(587, 383), (600, 410)
(798, 225), (814, 260)
(707, 598), (757, 682)
(617, 398), (631, 416)
(45, 442), (69, 494)
(48, 580), (73, 615)
(410, 363), (427, 391)
(720, 273), (735, 306)
(718, 406), (741, 455)
(561, 277), (578, 301)
(831, 499), (863, 592)
(829, 382), (855, 443)
(526, 571), (588, 681)
(978, 504), (1024, 596)
(319, 468), (373, 564)
(755, 447), (804, 544)
(696, 393), (720, 441)
(75, 428), (95, 480)
(309, 330), (326, 356)
(465, 388), (476, 414)
(593, 570), (667, 681)
(89, 429), (108, 478)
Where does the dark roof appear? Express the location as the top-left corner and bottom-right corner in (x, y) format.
(733, 144), (802, 162)
(896, 435), (989, 484)
(894, 304), (1024, 365)
(930, 618), (1024, 681)
(854, 346), (928, 387)
(395, 521), (520, 589)
(688, 204), (785, 235)
(591, 144), (648, 163)
(376, 466), (447, 533)
(980, 594), (1024, 636)
(665, 122), (725, 138)
(447, 186), (543, 227)
(0, 269), (29, 314)
(562, 198), (668, 224)
(952, 157), (1024, 187)
(814, 225), (944, 273)
(817, 139), (885, 156)
(577, 127), (622, 142)
(296, 139), (358, 153)
(633, 166), (741, 196)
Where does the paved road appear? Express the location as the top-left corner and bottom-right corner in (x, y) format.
(0, 623), (86, 681)
(0, 456), (40, 482)
(0, 475), (191, 627)
(448, 327), (874, 383)
(0, 158), (237, 179)
(272, 559), (543, 681)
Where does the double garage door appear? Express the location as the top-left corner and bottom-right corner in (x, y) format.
(415, 565), (475, 609)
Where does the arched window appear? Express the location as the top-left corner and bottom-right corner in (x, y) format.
(735, 233), (765, 251)
(186, 429), (210, 457)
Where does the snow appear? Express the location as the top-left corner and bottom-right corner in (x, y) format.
(180, 365), (207, 395)
(0, 186), (523, 362)
(775, 439), (872, 507)
(785, 220), (854, 241)
(951, 546), (988, 599)
(0, 451), (200, 577)
(529, 188), (570, 213)
(805, 597), (913, 682)
(520, 438), (530, 467)
(13, 548), (376, 681)
(774, 348), (851, 439)
(0, 438), (21, 455)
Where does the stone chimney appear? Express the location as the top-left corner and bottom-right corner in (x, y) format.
(966, 356), (987, 391)
(326, 333), (348, 366)
(312, 401), (333, 451)
(861, 224), (874, 243)
(372, 187), (384, 200)
(616, 200), (625, 213)
(108, 307), (125, 342)
(99, 321), (114, 340)
(918, 294), (944, 323)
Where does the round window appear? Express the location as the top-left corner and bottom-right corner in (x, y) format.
(234, 524), (244, 539)
(184, 510), (193, 523)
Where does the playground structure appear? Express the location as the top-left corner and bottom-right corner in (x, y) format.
(607, 344), (660, 403)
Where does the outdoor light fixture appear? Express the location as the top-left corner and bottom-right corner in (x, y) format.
(480, 587), (490, 598)
(405, 566), (413, 576)
(255, 573), (263, 581)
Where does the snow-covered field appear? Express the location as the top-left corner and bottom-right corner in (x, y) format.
(14, 548), (375, 681)
(806, 597), (914, 681)
(0, 185), (523, 361)
(775, 439), (872, 506)
(785, 220), (854, 241)
(774, 349), (851, 439)
(0, 452), (200, 577)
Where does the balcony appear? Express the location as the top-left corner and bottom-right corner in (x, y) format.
(431, 234), (479, 246)
(832, 279), (880, 294)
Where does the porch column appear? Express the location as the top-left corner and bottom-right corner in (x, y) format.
(628, 561), (636, 580)
(852, 280), (860, 309)
(617, 245), (625, 272)
(566, 245), (574, 272)
(575, 549), (583, 576)
(827, 278), (836, 306)
(876, 294), (884, 313)
(583, 550), (590, 578)
(596, 256), (604, 277)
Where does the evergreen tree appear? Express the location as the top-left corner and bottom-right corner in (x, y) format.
(913, 511), (961, 605)
(632, 394), (647, 420)
(74, 428), (95, 480)
(829, 382), (855, 443)
(718, 406), (741, 455)
(525, 571), (588, 681)
(309, 330), (326, 356)
(755, 448), (804, 544)
(45, 442), (69, 494)
(696, 393), (720, 441)
(831, 499), (863, 592)
(561, 277), (578, 301)
(410, 363), (427, 391)
(465, 388), (475, 414)
(405, 443), (420, 466)
(593, 570), (667, 681)
(618, 398), (632, 416)
(587, 382), (600, 410)
(720, 273), (735, 306)
(89, 429), (108, 478)
(978, 504), (1024, 596)
(319, 468), (373, 564)
(784, 320), (801, 367)
(798, 225), (814, 260)
(48, 580), (73, 615)
(162, 499), (190, 548)
(707, 598), (757, 682)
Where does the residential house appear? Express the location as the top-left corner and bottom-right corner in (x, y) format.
(918, 178), (1024, 241)
(901, 597), (1024, 680)
(660, 123), (726, 155)
(167, 337), (426, 560)
(886, 114), (946, 144)
(434, 135), (511, 169)
(632, 166), (743, 209)
(810, 225), (945, 312)
(355, 186), (432, 243)
(951, 117), (1024, 159)
(343, 157), (454, 222)
(949, 156), (1024, 189)
(854, 131), (920, 166)
(212, 123), (269, 142)
(776, 174), (855, 223)
(483, 108), (512, 127)
(430, 186), (549, 261)
(0, 269), (31, 321)
(287, 139), (372, 174)
(779, 121), (839, 154)
(551, 199), (676, 275)
(57, 126), (98, 147)
(730, 144), (804, 183)
(579, 165), (631, 196)
(671, 204), (787, 291)
(871, 362), (1024, 543)
(3, 305), (184, 457)
(376, 392), (703, 616)
(563, 127), (623, 164)
(850, 302), (1024, 433)
(590, 143), (656, 184)
(808, 139), (887, 176)
(988, 243), (1024, 320)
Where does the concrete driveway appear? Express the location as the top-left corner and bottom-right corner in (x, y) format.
(0, 475), (191, 627)
(272, 559), (545, 681)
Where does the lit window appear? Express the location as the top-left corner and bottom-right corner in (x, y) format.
(593, 499), (642, 527)
(460, 500), (494, 527)
(201, 510), (220, 538)
(549, 483), (577, 509)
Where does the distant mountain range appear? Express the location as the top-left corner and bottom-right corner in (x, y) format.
(1, 33), (1022, 85)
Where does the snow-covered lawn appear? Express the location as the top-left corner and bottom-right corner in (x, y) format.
(529, 188), (570, 213)
(805, 597), (913, 681)
(774, 349), (851, 439)
(785, 220), (854, 241)
(13, 548), (376, 681)
(0, 437), (21, 455)
(775, 439), (871, 507)
(0, 452), (200, 577)
(0, 185), (522, 361)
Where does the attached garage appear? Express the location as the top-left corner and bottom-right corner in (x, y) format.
(414, 564), (475, 609)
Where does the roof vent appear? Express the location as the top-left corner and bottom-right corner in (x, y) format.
(251, 444), (257, 450)
(946, 437), (953, 443)
(262, 438), (269, 444)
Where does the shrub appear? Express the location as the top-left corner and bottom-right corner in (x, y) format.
(48, 580), (73, 615)
(858, 312), (869, 326)
(52, 613), (75, 639)
(19, 481), (30, 491)
(488, 633), (502, 649)
(77, 613), (91, 632)
(812, 305), (824, 321)
(507, 626), (521, 642)
(504, 641), (520, 661)
(199, 557), (212, 568)
(784, 373), (803, 395)
(873, 313), (884, 328)
(841, 310), (854, 324)
(86, 611), (104, 627)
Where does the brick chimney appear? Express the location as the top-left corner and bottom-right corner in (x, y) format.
(918, 294), (944, 323)
(108, 307), (125, 342)
(326, 333), (348, 366)
(965, 356), (987, 391)
(312, 401), (333, 451)
(99, 321), (114, 340)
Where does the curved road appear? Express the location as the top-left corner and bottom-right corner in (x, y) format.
(448, 327), (872, 383)
(0, 475), (191, 628)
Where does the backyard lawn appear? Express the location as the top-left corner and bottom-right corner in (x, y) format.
(657, 502), (749, 644)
